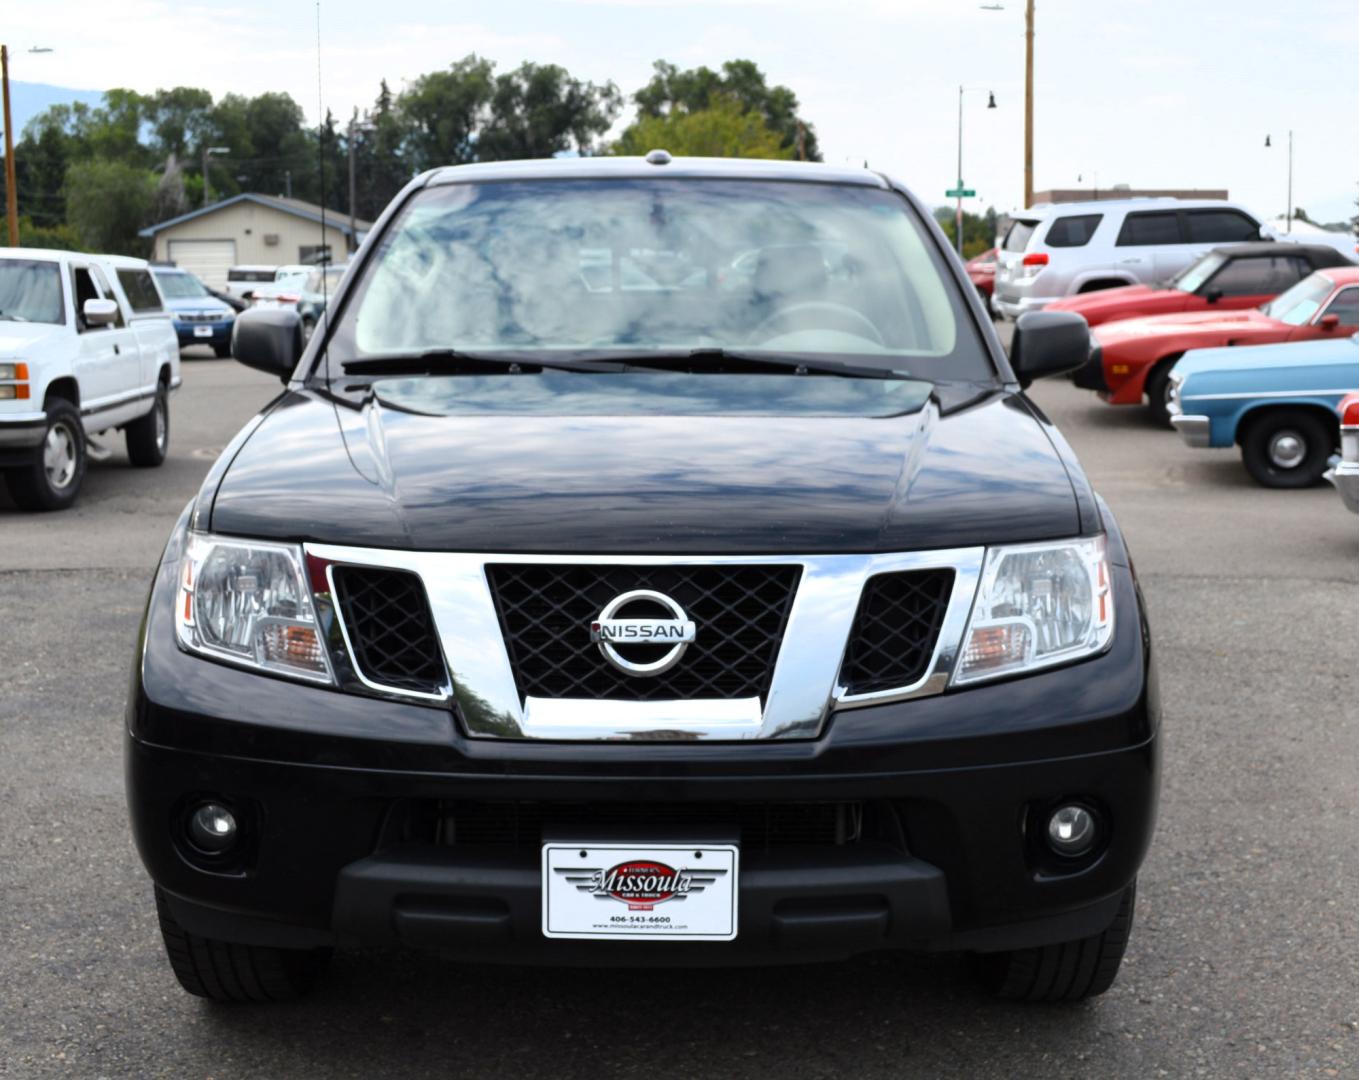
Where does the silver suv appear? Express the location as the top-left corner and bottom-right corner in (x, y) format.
(992, 198), (1265, 319)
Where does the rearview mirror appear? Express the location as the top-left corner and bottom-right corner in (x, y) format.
(1010, 310), (1090, 388)
(232, 308), (304, 382)
(1320, 313), (1341, 331)
(83, 298), (119, 326)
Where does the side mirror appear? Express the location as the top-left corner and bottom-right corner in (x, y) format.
(232, 307), (303, 382)
(83, 298), (119, 326)
(1010, 310), (1090, 388)
(1320, 313), (1341, 331)
(1203, 287), (1224, 304)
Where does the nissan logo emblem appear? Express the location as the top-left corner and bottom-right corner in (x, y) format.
(589, 590), (697, 676)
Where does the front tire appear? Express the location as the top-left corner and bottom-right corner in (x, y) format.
(125, 382), (169, 467)
(155, 888), (332, 1003)
(4, 399), (87, 511)
(983, 883), (1136, 1003)
(1144, 359), (1180, 428)
(1240, 409), (1332, 488)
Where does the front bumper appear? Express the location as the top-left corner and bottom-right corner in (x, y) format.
(1170, 414), (1212, 448)
(173, 320), (233, 347)
(1326, 462), (1359, 514)
(0, 413), (47, 450)
(126, 518), (1159, 964)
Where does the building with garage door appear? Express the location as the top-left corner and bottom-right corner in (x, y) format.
(138, 194), (373, 288)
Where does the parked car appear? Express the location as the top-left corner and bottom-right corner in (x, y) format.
(152, 266), (236, 358)
(248, 264), (313, 309)
(1325, 392), (1359, 512)
(993, 198), (1266, 320)
(0, 249), (179, 510)
(297, 263), (348, 339)
(1075, 267), (1359, 424)
(223, 265), (280, 300)
(1167, 333), (1359, 487)
(965, 247), (998, 306)
(127, 156), (1157, 1006)
(1047, 242), (1350, 328)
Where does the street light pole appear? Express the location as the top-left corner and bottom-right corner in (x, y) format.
(1024, 0), (1035, 209)
(202, 146), (230, 208)
(1286, 129), (1293, 234)
(956, 85), (965, 258)
(2, 45), (17, 247)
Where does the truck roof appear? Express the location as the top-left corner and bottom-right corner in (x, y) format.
(426, 155), (889, 189)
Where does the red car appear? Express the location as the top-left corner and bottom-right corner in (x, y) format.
(1074, 267), (1359, 424)
(965, 247), (998, 306)
(1049, 242), (1351, 328)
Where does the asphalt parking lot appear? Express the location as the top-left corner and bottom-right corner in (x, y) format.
(4, 342), (1358, 1079)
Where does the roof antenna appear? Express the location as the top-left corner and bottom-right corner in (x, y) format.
(314, 0), (329, 390)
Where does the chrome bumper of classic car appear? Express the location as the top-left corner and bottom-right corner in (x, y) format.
(1326, 458), (1359, 515)
(1169, 414), (1211, 448)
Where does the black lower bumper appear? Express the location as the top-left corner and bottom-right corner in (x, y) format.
(131, 729), (1156, 964)
(1072, 344), (1108, 392)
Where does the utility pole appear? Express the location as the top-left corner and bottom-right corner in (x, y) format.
(957, 85), (965, 257)
(285, 169), (292, 199)
(1286, 130), (1293, 234)
(2, 46), (18, 246)
(1024, 0), (1035, 209)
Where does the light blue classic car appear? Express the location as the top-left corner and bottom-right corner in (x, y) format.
(1168, 333), (1359, 488)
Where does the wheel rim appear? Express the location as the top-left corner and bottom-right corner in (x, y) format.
(43, 421), (78, 490)
(1268, 430), (1307, 470)
(154, 395), (167, 452)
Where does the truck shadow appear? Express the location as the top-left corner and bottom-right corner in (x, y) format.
(200, 948), (1121, 1078)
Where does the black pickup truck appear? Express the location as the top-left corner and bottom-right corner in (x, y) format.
(127, 156), (1158, 1004)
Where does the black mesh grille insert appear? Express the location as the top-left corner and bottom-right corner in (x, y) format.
(332, 566), (446, 694)
(486, 564), (800, 702)
(840, 569), (954, 695)
(440, 801), (863, 850)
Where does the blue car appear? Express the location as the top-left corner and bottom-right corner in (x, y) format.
(152, 267), (236, 357)
(1168, 333), (1359, 488)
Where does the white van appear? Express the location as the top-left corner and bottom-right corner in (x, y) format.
(0, 249), (180, 510)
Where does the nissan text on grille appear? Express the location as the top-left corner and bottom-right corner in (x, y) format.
(126, 155), (1158, 1005)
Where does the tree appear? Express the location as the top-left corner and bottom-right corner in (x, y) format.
(630, 60), (821, 161)
(476, 62), (621, 160)
(146, 87), (215, 161)
(351, 80), (411, 221)
(934, 206), (999, 258)
(64, 159), (155, 254)
(613, 96), (794, 159)
(396, 55), (496, 171)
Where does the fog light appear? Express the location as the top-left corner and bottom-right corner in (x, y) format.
(1046, 804), (1097, 857)
(188, 803), (237, 853)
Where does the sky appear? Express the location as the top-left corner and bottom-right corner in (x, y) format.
(4, 0), (1357, 224)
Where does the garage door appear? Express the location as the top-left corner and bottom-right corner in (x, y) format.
(167, 239), (237, 290)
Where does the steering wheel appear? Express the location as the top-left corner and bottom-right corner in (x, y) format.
(749, 301), (885, 347)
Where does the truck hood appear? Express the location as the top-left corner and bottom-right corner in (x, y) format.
(207, 386), (1083, 554)
(1094, 307), (1277, 344)
(0, 322), (66, 357)
(164, 296), (234, 316)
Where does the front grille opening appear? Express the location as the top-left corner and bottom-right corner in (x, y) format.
(486, 564), (801, 703)
(840, 569), (955, 696)
(402, 800), (882, 853)
(331, 565), (446, 695)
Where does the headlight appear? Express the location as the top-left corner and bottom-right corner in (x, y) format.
(175, 532), (333, 683)
(952, 535), (1113, 686)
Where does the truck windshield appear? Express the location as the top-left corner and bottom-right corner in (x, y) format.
(1262, 274), (1333, 326)
(155, 273), (210, 299)
(326, 178), (992, 381)
(0, 259), (65, 324)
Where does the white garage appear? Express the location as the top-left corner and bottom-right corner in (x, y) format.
(141, 194), (372, 289)
(166, 239), (237, 290)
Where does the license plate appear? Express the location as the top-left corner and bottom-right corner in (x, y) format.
(542, 843), (738, 941)
(193, 325), (213, 337)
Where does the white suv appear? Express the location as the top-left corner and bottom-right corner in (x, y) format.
(0, 249), (180, 511)
(992, 198), (1266, 319)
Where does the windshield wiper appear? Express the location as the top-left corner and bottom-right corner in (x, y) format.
(615, 347), (915, 381)
(342, 350), (628, 376)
